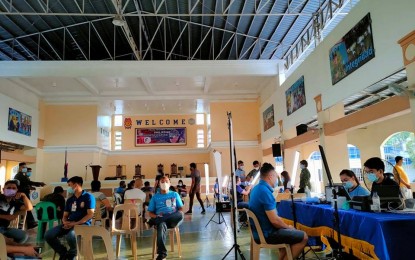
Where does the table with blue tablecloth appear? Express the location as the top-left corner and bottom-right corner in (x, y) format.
(278, 200), (415, 260)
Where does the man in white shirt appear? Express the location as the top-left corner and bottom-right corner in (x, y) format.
(124, 178), (146, 203)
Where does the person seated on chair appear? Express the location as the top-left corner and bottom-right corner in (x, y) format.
(235, 176), (251, 224)
(339, 169), (370, 197)
(0, 179), (32, 244)
(45, 176), (95, 260)
(6, 243), (40, 258)
(147, 176), (184, 260)
(124, 178), (146, 203)
(364, 157), (400, 208)
(42, 186), (66, 220)
(114, 180), (126, 195)
(176, 180), (187, 203)
(249, 163), (308, 260)
(90, 180), (113, 219)
(280, 171), (293, 193)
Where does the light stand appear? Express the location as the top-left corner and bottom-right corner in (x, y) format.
(205, 195), (227, 228)
(221, 112), (246, 260)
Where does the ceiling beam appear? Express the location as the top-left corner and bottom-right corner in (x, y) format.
(203, 76), (211, 94)
(7, 78), (42, 96)
(140, 77), (154, 94)
(76, 78), (100, 95)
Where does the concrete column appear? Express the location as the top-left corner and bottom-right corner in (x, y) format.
(314, 96), (349, 185)
(398, 30), (415, 131)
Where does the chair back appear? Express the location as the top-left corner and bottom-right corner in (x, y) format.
(35, 201), (58, 221)
(111, 204), (140, 233)
(245, 209), (267, 245)
(92, 200), (109, 228)
(135, 164), (142, 175)
(0, 233), (7, 260)
(113, 193), (123, 205)
(171, 164), (177, 174)
(74, 225), (115, 260)
(8, 210), (27, 229)
(124, 198), (143, 215)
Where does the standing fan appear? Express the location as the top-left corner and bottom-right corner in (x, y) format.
(362, 158), (401, 190)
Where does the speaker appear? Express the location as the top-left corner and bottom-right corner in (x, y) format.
(272, 143), (282, 157)
(296, 124), (308, 136)
(216, 202), (231, 212)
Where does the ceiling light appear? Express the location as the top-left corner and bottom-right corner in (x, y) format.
(112, 14), (125, 27)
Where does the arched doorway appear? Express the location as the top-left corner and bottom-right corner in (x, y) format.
(307, 151), (323, 194)
(381, 131), (415, 182)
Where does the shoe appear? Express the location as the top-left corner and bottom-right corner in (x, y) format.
(185, 210), (192, 215)
(201, 210), (206, 215)
(156, 254), (166, 260)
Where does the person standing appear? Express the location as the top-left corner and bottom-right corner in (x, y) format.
(394, 156), (412, 199)
(249, 163), (308, 259)
(246, 160), (260, 180)
(14, 163), (45, 229)
(235, 160), (246, 182)
(185, 163), (205, 215)
(297, 160), (311, 193)
(148, 176), (184, 260)
(45, 176), (95, 260)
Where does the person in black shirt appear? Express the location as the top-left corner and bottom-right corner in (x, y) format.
(14, 162), (45, 229)
(42, 186), (66, 219)
(185, 163), (205, 215)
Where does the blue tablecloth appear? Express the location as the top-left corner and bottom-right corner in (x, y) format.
(278, 201), (415, 260)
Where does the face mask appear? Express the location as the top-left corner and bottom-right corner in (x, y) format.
(178, 183), (182, 186)
(67, 187), (74, 194)
(4, 189), (17, 197)
(22, 168), (27, 173)
(240, 166), (244, 170)
(27, 172), (32, 177)
(281, 177), (285, 183)
(160, 183), (170, 191)
(300, 165), (305, 169)
(344, 181), (354, 189)
(367, 173), (378, 183)
(254, 167), (259, 171)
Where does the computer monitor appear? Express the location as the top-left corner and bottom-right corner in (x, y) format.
(372, 184), (403, 209)
(325, 184), (352, 202)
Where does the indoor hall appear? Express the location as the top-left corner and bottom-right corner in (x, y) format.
(1, 0), (415, 259)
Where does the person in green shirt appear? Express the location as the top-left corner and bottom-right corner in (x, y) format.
(298, 160), (311, 193)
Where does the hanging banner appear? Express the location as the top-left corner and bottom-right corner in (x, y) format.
(135, 127), (186, 146)
(329, 13), (375, 85)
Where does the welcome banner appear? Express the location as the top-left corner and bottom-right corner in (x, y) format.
(135, 127), (186, 146)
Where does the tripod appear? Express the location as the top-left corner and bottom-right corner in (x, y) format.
(221, 112), (245, 260)
(205, 204), (227, 227)
(290, 189), (321, 260)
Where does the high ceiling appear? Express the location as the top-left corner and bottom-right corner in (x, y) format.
(0, 0), (350, 115)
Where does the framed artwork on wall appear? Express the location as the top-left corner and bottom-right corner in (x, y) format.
(135, 127), (186, 146)
(286, 76), (306, 116)
(263, 104), (275, 132)
(8, 107), (32, 136)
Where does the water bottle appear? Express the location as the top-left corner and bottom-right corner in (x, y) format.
(372, 192), (381, 212)
(305, 187), (311, 198)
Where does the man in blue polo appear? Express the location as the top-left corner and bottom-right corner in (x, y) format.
(249, 163), (308, 260)
(45, 176), (95, 260)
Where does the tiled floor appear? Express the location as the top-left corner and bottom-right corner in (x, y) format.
(27, 205), (292, 259)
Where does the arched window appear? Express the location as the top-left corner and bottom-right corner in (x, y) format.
(381, 131), (415, 182)
(307, 151), (323, 194)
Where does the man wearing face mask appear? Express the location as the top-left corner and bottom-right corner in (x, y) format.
(148, 176), (184, 260)
(364, 157), (399, 197)
(249, 163), (308, 260)
(45, 176), (95, 260)
(235, 160), (246, 182)
(297, 160), (311, 194)
(14, 163), (45, 229)
(0, 179), (33, 244)
(246, 160), (261, 181)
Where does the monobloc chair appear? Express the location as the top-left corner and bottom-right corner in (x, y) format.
(35, 201), (61, 241)
(74, 225), (115, 260)
(111, 204), (140, 260)
(124, 198), (144, 233)
(92, 201), (110, 229)
(151, 226), (182, 259)
(8, 210), (27, 230)
(244, 209), (293, 260)
(0, 233), (7, 260)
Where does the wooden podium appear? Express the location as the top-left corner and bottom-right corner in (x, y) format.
(90, 165), (102, 181)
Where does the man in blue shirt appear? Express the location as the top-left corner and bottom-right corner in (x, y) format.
(45, 176), (95, 260)
(235, 160), (246, 182)
(148, 176), (184, 260)
(249, 163), (308, 260)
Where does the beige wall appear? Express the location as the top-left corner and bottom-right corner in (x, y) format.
(44, 105), (98, 146)
(210, 101), (260, 142)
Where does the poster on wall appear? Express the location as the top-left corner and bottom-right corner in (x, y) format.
(263, 104), (275, 132)
(329, 13), (375, 85)
(8, 108), (32, 136)
(135, 127), (186, 146)
(286, 76), (306, 116)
